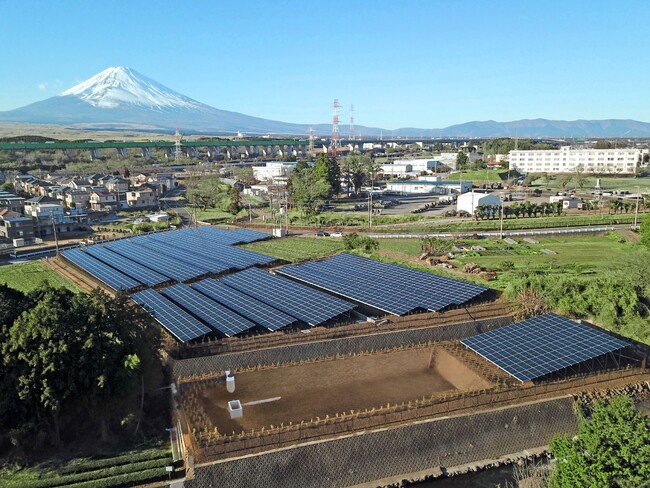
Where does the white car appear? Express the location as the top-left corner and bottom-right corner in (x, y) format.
(330, 232), (344, 237)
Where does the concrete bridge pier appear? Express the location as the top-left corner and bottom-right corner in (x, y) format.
(89, 148), (100, 160)
(163, 147), (173, 159)
(261, 147), (268, 157)
(116, 147), (127, 158)
(140, 147), (152, 158)
(226, 149), (231, 160)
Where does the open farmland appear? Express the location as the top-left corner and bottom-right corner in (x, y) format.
(241, 236), (345, 262)
(0, 260), (80, 293)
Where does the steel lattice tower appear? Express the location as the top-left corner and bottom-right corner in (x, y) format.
(349, 104), (355, 141)
(331, 99), (341, 155)
(174, 128), (182, 161)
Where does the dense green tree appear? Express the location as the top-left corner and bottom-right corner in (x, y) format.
(289, 166), (331, 214)
(343, 233), (379, 253)
(1, 284), (162, 447)
(341, 154), (371, 194)
(549, 396), (650, 487)
(186, 175), (240, 212)
(456, 151), (469, 170)
(313, 153), (341, 196)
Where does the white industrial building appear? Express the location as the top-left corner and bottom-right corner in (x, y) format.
(456, 192), (502, 215)
(252, 162), (296, 182)
(380, 158), (442, 177)
(509, 146), (640, 174)
(385, 180), (472, 195)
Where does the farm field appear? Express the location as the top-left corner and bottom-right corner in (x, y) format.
(0, 445), (172, 488)
(191, 347), (489, 434)
(241, 236), (345, 262)
(0, 260), (80, 293)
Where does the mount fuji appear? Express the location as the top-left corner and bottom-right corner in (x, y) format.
(2, 67), (650, 137)
(0, 67), (326, 135)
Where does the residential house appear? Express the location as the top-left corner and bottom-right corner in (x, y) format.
(65, 190), (91, 210)
(126, 186), (157, 208)
(89, 191), (118, 211)
(104, 176), (129, 193)
(0, 192), (26, 213)
(0, 216), (35, 243)
(24, 196), (65, 223)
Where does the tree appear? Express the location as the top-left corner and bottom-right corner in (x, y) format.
(421, 237), (453, 256)
(1, 284), (162, 447)
(640, 213), (650, 249)
(456, 151), (469, 170)
(289, 166), (331, 214)
(313, 153), (341, 197)
(342, 155), (371, 194)
(549, 396), (650, 487)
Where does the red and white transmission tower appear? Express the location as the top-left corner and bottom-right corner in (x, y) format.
(331, 99), (341, 155)
(309, 126), (315, 153)
(349, 104), (355, 141)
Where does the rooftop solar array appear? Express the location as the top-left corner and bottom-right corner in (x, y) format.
(131, 288), (212, 342)
(191, 278), (297, 331)
(220, 267), (356, 325)
(161, 284), (257, 336)
(461, 313), (630, 382)
(277, 253), (487, 315)
(83, 245), (169, 286)
(62, 248), (139, 291)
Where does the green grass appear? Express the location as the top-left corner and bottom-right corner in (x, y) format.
(242, 236), (345, 262)
(531, 175), (650, 192)
(194, 208), (235, 222)
(0, 261), (79, 293)
(0, 446), (172, 488)
(449, 169), (507, 182)
(376, 233), (636, 290)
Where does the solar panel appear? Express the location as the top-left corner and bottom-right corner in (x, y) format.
(191, 278), (297, 331)
(131, 288), (212, 343)
(461, 313), (630, 382)
(127, 237), (231, 275)
(220, 267), (356, 325)
(160, 284), (257, 336)
(61, 248), (140, 291)
(105, 240), (205, 282)
(84, 245), (169, 286)
(277, 253), (487, 315)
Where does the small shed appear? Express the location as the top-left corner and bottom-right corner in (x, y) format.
(456, 192), (502, 215)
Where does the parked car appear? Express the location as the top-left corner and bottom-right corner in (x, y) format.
(330, 232), (344, 237)
(315, 230), (330, 237)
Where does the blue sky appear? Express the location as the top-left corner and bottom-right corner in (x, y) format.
(1, 0), (649, 129)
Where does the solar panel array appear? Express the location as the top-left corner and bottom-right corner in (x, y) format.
(220, 267), (357, 325)
(277, 253), (488, 315)
(191, 279), (297, 331)
(461, 313), (630, 382)
(161, 284), (257, 336)
(83, 244), (169, 286)
(62, 248), (140, 291)
(131, 288), (212, 342)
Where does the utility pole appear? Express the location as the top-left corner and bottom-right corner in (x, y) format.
(633, 185), (641, 229)
(51, 211), (60, 256)
(499, 195), (505, 239)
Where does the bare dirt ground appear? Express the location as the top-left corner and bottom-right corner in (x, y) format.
(196, 347), (487, 433)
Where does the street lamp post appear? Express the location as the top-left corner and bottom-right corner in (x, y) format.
(633, 185), (641, 229)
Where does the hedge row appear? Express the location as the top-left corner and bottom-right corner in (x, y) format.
(64, 467), (169, 488)
(57, 448), (170, 474)
(8, 457), (171, 488)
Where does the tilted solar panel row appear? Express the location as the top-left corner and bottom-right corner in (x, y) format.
(131, 288), (212, 343)
(161, 284), (257, 336)
(277, 253), (487, 315)
(461, 313), (630, 382)
(220, 267), (356, 326)
(83, 245), (169, 286)
(61, 248), (139, 291)
(105, 240), (206, 282)
(191, 278), (297, 331)
(127, 237), (232, 275)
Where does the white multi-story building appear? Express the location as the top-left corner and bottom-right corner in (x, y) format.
(252, 162), (296, 182)
(509, 147), (640, 174)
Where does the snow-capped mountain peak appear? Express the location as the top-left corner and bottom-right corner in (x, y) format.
(59, 66), (206, 111)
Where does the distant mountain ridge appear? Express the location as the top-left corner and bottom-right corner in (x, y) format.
(1, 67), (650, 138)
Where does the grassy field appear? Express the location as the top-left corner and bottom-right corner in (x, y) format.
(376, 232), (635, 290)
(242, 236), (345, 262)
(449, 169), (507, 182)
(0, 260), (80, 293)
(530, 175), (650, 192)
(0, 445), (172, 488)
